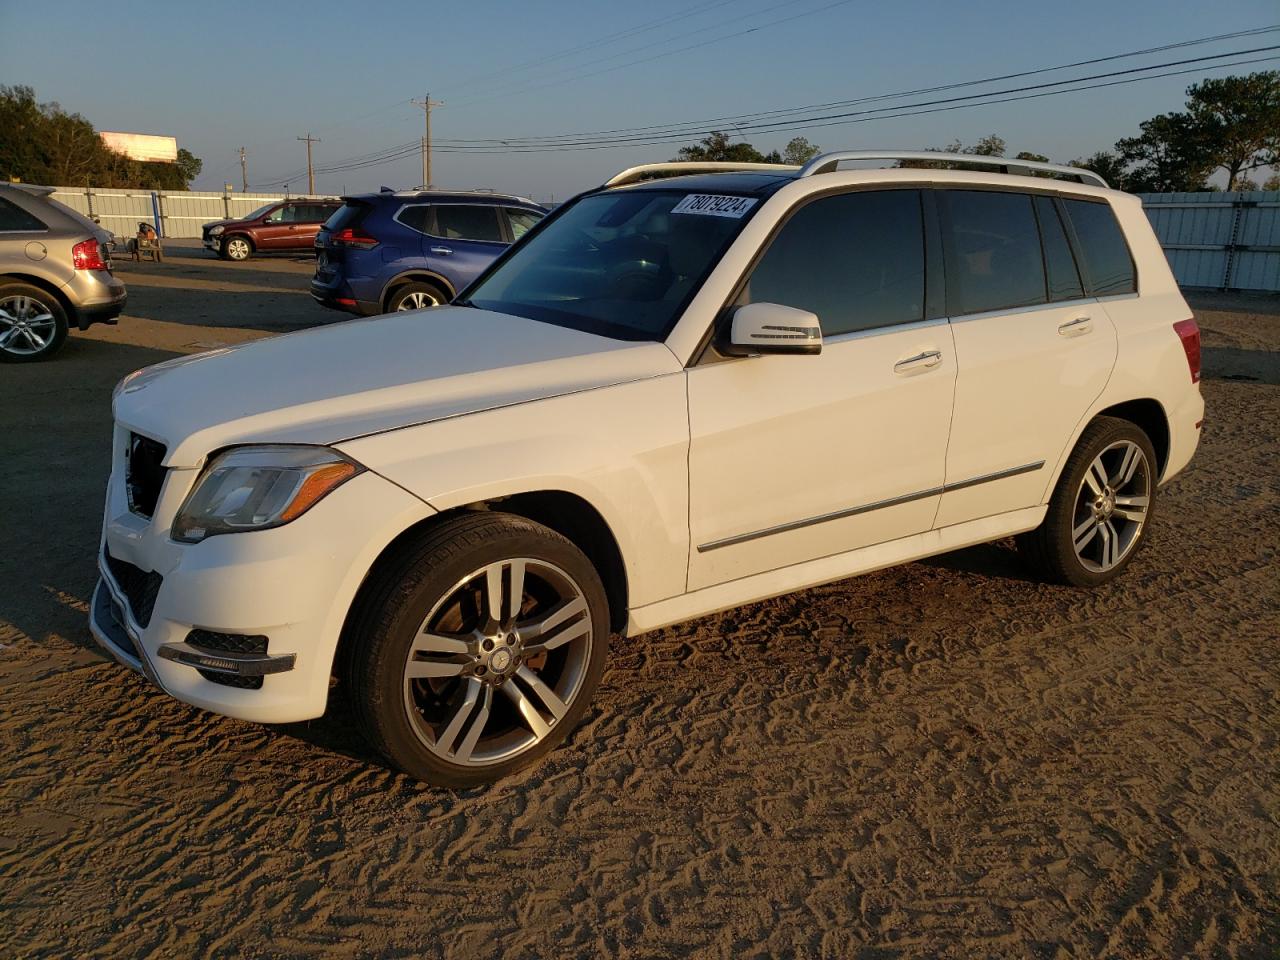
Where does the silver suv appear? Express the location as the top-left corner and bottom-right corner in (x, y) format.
(0, 184), (127, 362)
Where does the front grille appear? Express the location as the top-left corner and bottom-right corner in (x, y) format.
(104, 549), (163, 628)
(188, 630), (268, 689)
(126, 432), (167, 518)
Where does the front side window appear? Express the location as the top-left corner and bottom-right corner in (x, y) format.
(433, 205), (503, 242)
(940, 190), (1047, 316)
(1063, 198), (1136, 295)
(466, 189), (757, 341)
(742, 190), (926, 337)
(0, 196), (47, 232)
(505, 207), (543, 240)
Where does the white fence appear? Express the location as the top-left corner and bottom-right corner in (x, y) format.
(1140, 192), (1280, 292)
(48, 186), (336, 239)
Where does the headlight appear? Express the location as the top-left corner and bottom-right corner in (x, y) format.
(209, 225), (225, 235)
(171, 445), (362, 543)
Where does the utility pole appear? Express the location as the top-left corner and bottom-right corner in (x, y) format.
(238, 146), (248, 192)
(296, 133), (320, 194)
(410, 94), (444, 189)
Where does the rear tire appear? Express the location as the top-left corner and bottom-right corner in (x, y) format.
(222, 236), (253, 261)
(0, 283), (69, 363)
(387, 281), (447, 312)
(346, 512), (610, 787)
(1017, 416), (1158, 586)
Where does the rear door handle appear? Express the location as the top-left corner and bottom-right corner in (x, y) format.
(893, 350), (942, 374)
(1058, 316), (1092, 336)
(430, 246), (453, 256)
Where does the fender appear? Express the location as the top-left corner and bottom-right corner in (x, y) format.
(380, 268), (456, 307)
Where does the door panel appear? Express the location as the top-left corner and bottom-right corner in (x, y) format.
(687, 322), (956, 590)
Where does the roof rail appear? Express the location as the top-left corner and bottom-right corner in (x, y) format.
(797, 151), (1108, 188)
(604, 161), (799, 189)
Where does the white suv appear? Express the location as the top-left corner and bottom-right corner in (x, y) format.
(93, 152), (1203, 785)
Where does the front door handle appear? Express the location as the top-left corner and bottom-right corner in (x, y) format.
(430, 245), (453, 256)
(1058, 316), (1092, 336)
(893, 350), (942, 374)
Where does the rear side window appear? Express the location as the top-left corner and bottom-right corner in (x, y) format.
(396, 204), (431, 234)
(939, 190), (1046, 316)
(1063, 199), (1136, 295)
(0, 196), (47, 232)
(1033, 196), (1084, 301)
(744, 190), (925, 337)
(433, 205), (503, 242)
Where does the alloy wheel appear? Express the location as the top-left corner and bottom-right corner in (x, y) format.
(1071, 439), (1151, 573)
(226, 238), (250, 260)
(401, 557), (594, 767)
(397, 291), (440, 310)
(0, 294), (57, 357)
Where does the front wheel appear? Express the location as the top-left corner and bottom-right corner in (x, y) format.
(222, 236), (253, 261)
(347, 512), (610, 786)
(1017, 416), (1158, 586)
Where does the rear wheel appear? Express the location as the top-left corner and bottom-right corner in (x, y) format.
(0, 283), (68, 363)
(347, 512), (610, 786)
(1017, 416), (1157, 586)
(387, 281), (446, 312)
(222, 236), (253, 261)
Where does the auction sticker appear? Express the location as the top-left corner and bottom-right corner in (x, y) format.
(670, 194), (757, 218)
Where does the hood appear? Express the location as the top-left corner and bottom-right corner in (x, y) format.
(113, 307), (681, 467)
(202, 218), (238, 229)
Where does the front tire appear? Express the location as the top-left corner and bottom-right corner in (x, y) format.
(1018, 416), (1158, 586)
(347, 512), (610, 787)
(0, 283), (69, 363)
(222, 236), (253, 261)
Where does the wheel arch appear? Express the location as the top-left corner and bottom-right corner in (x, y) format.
(0, 272), (76, 325)
(224, 233), (255, 251)
(1094, 398), (1171, 478)
(334, 488), (629, 683)
(380, 270), (456, 310)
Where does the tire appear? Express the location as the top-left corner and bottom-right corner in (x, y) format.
(222, 235), (253, 261)
(1017, 416), (1158, 587)
(387, 281), (447, 312)
(0, 283), (69, 363)
(347, 512), (610, 787)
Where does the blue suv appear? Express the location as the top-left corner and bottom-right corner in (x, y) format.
(310, 190), (547, 315)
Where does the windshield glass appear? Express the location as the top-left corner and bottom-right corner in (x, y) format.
(243, 203), (277, 221)
(465, 189), (759, 341)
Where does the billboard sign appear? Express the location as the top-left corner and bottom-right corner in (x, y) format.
(100, 132), (179, 163)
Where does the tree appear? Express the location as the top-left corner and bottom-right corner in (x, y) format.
(1184, 71), (1280, 190)
(673, 131), (820, 166)
(1015, 151), (1049, 163)
(1117, 112), (1215, 192)
(0, 84), (202, 189)
(778, 136), (821, 165)
(1070, 151), (1131, 190)
(1264, 172), (1280, 191)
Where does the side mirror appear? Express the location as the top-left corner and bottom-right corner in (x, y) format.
(724, 302), (822, 357)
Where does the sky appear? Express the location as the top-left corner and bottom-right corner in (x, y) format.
(1, 0), (1277, 201)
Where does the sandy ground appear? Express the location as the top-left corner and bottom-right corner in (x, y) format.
(1, 247), (1277, 959)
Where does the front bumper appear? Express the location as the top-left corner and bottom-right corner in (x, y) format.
(91, 441), (435, 724)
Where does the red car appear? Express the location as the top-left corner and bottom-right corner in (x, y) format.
(201, 199), (342, 261)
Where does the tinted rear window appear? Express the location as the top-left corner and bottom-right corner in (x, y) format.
(433, 205), (503, 242)
(0, 196), (47, 231)
(1063, 199), (1136, 295)
(744, 190), (925, 336)
(939, 190), (1046, 316)
(1034, 196), (1084, 302)
(324, 202), (369, 231)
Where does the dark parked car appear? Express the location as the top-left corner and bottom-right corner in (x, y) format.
(202, 198), (342, 261)
(0, 183), (127, 362)
(310, 190), (546, 314)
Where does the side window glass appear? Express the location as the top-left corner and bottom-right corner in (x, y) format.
(1034, 196), (1084, 301)
(939, 190), (1047, 316)
(743, 190), (926, 337)
(433, 205), (503, 242)
(264, 205), (286, 222)
(506, 208), (543, 240)
(0, 196), (46, 231)
(397, 205), (431, 234)
(1063, 199), (1136, 295)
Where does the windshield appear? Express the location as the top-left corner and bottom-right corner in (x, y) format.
(465, 189), (759, 341)
(243, 203), (277, 221)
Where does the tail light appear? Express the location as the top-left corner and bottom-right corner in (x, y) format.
(72, 238), (108, 271)
(1172, 318), (1201, 383)
(331, 227), (378, 249)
